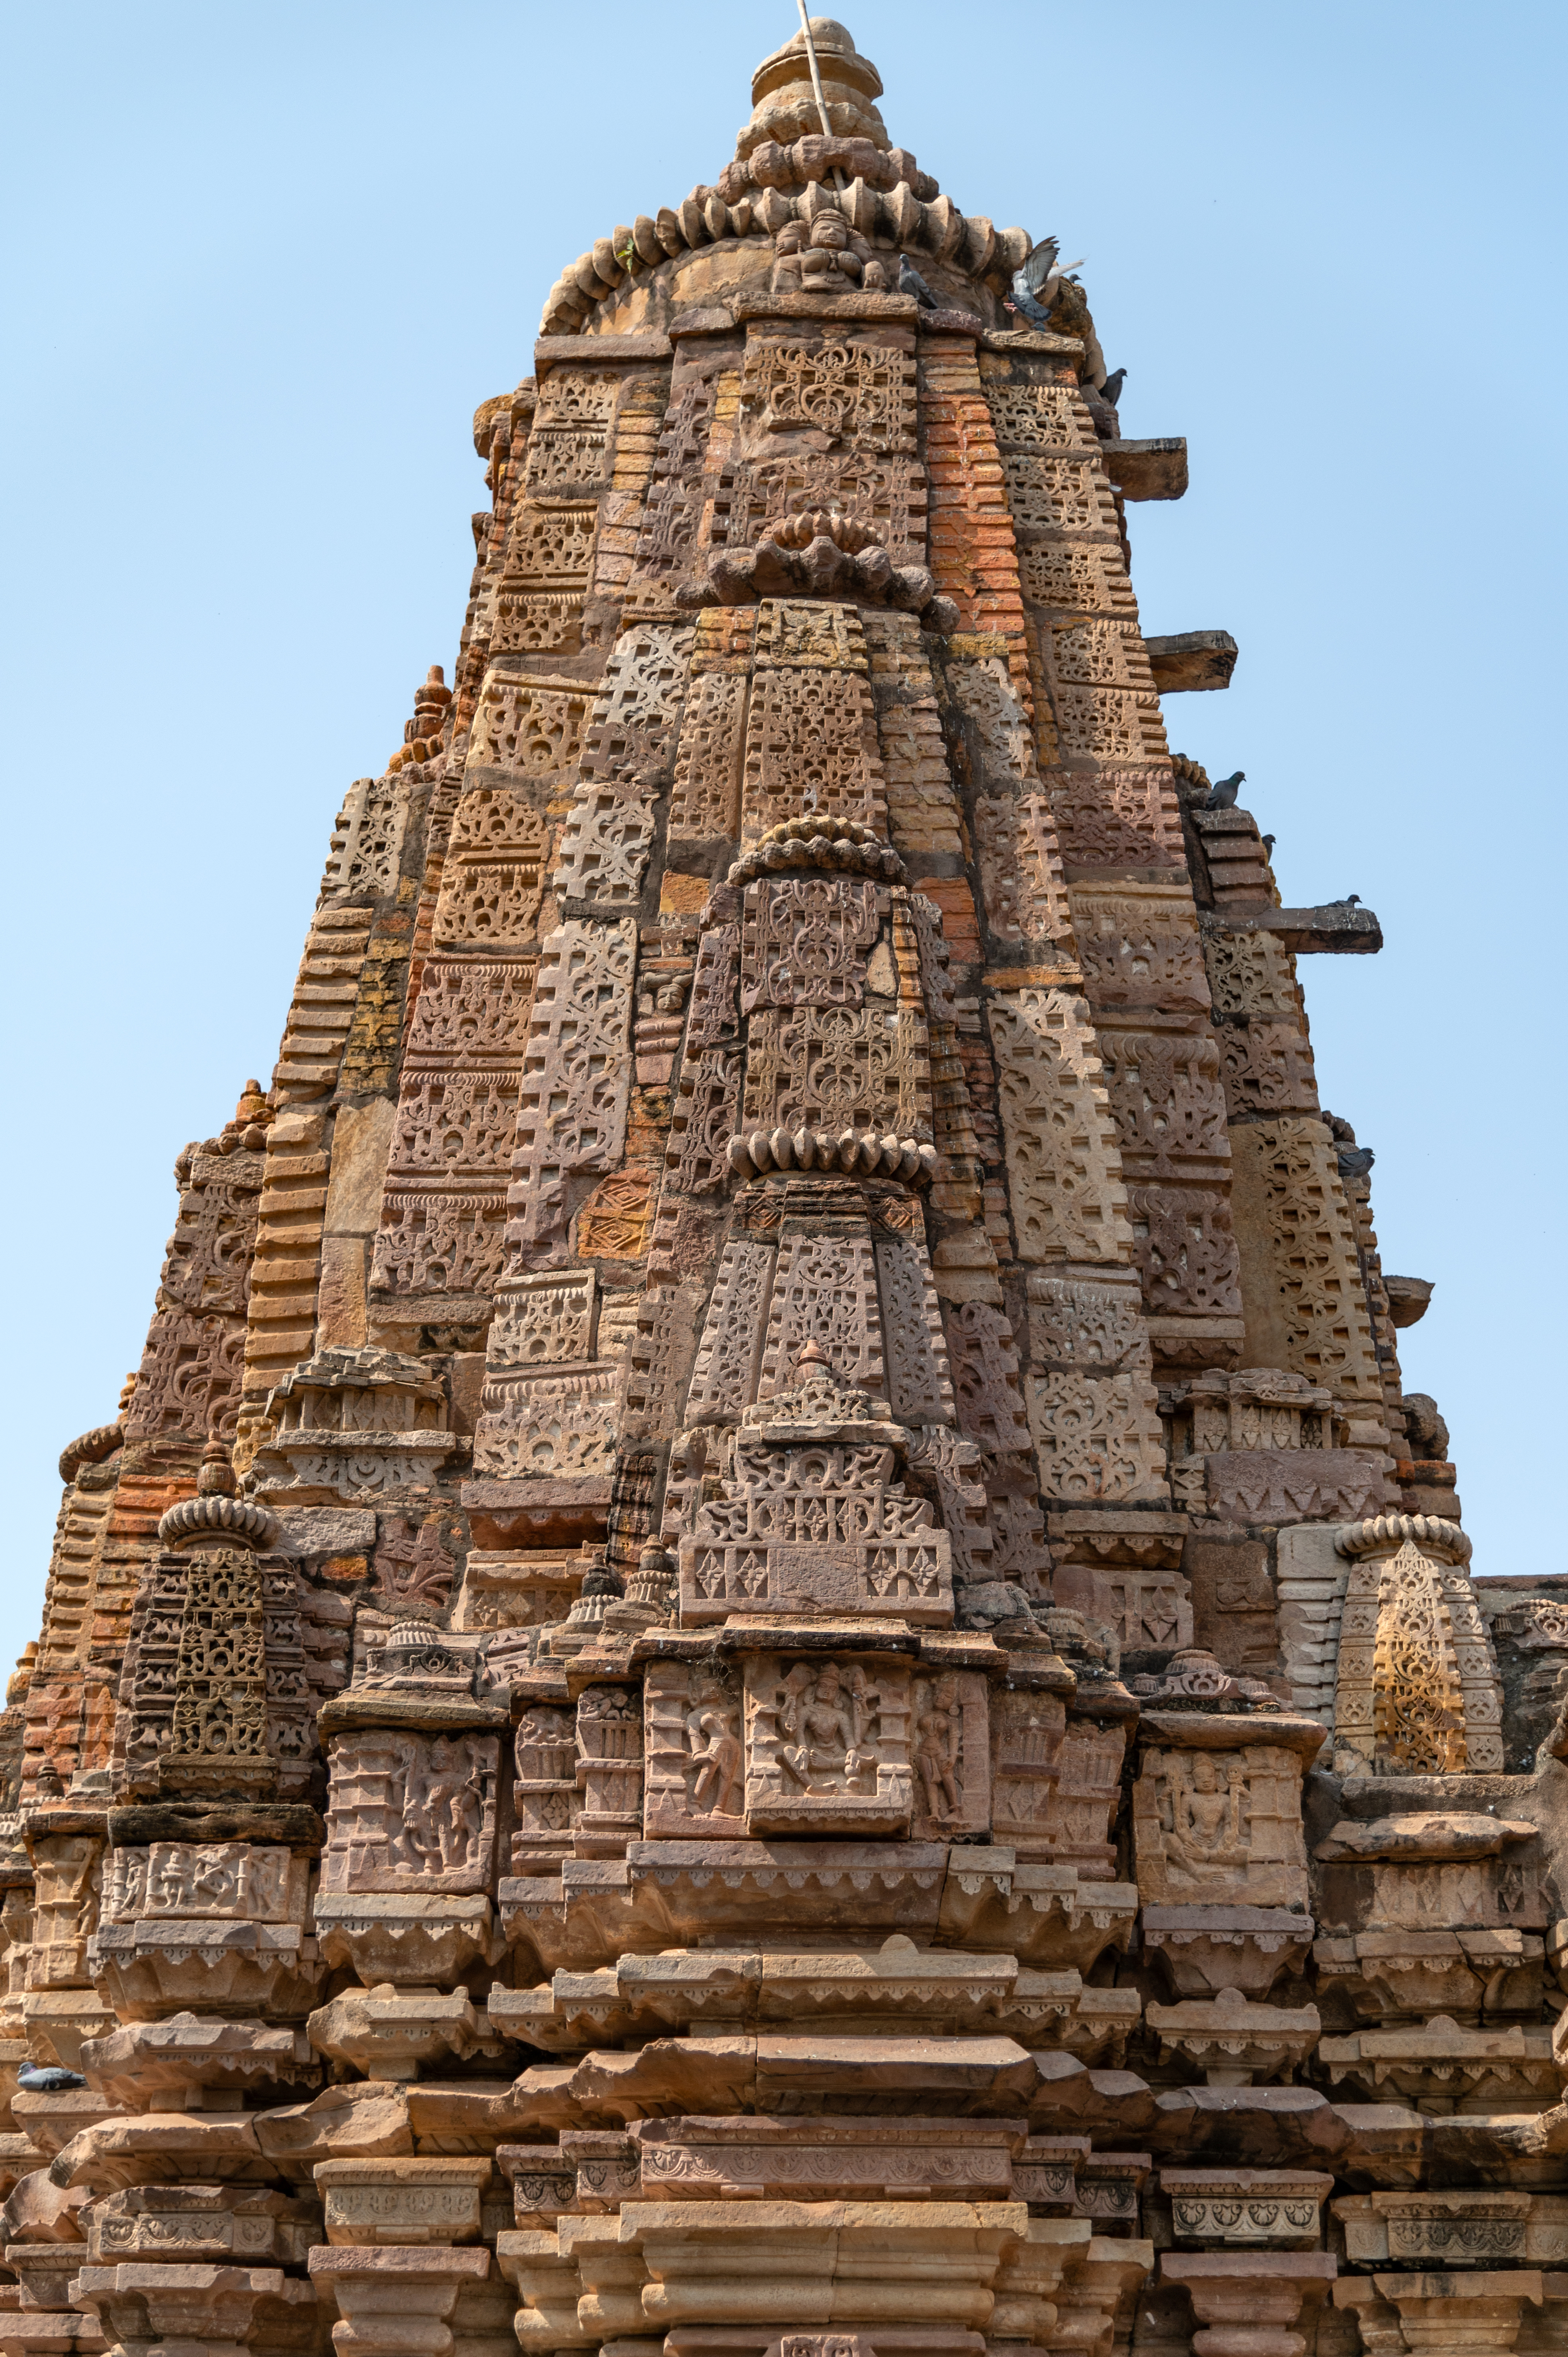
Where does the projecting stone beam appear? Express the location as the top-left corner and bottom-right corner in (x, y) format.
(1145, 630), (1238, 691)
(1210, 903), (1383, 954)
(1105, 438), (1188, 500)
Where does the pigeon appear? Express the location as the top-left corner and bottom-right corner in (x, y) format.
(18, 2064), (86, 2093)
(1336, 1146), (1376, 1180)
(896, 256), (939, 310)
(1203, 770), (1245, 810)
(1327, 893), (1362, 907)
(1261, 834), (1276, 854)
(1100, 367), (1127, 407)
(1009, 236), (1082, 328)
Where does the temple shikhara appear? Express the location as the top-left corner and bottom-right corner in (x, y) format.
(11, 21), (1568, 2357)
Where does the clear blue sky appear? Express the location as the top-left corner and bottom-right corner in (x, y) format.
(2, 1), (1562, 1670)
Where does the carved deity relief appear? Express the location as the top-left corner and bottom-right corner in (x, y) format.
(103, 1842), (299, 1925)
(1133, 1741), (1311, 1908)
(643, 1661), (747, 1839)
(909, 1670), (990, 1841)
(744, 1652), (914, 1836)
(322, 1730), (499, 1894)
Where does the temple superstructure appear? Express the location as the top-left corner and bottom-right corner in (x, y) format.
(8, 23), (1568, 2357)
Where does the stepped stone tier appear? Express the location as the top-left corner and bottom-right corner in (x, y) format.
(10, 19), (1568, 2357)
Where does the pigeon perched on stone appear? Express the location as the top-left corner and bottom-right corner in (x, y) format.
(1336, 1145), (1375, 1180)
(1008, 236), (1082, 328)
(896, 256), (939, 309)
(1203, 770), (1245, 810)
(1100, 367), (1127, 407)
(17, 2064), (86, 2093)
(1327, 893), (1362, 906)
(1261, 833), (1276, 854)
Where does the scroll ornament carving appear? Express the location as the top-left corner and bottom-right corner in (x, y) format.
(506, 918), (637, 1254)
(679, 1354), (952, 1625)
(1027, 1372), (1167, 1505)
(1333, 1518), (1504, 1777)
(319, 773), (407, 904)
(742, 666), (886, 841)
(466, 669), (594, 780)
(989, 989), (1132, 1264)
(741, 337), (918, 455)
(740, 876), (881, 1012)
(433, 788), (549, 948)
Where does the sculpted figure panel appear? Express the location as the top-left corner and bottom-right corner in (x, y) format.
(744, 1653), (914, 1836)
(323, 1731), (499, 1894)
(644, 1661), (747, 1838)
(1133, 1741), (1311, 1909)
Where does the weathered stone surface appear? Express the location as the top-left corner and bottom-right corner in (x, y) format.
(10, 27), (1510, 2357)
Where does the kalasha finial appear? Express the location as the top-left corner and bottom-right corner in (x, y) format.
(158, 1438), (279, 1553)
(197, 1437), (236, 1498)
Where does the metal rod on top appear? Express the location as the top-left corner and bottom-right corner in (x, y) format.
(795, 1), (849, 190)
